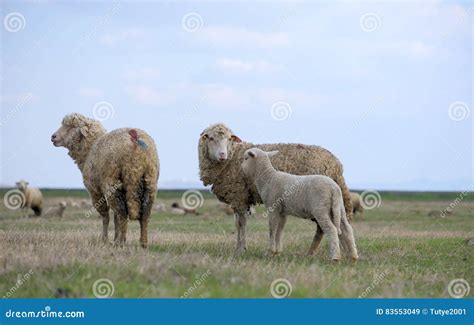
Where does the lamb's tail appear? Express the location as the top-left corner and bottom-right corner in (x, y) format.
(331, 191), (343, 235)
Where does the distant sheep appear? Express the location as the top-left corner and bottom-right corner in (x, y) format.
(198, 123), (353, 254)
(241, 148), (358, 261)
(171, 202), (199, 215)
(44, 201), (67, 218)
(350, 192), (365, 219)
(15, 180), (43, 217)
(52, 113), (159, 248)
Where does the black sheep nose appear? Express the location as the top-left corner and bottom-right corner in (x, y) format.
(51, 134), (57, 140)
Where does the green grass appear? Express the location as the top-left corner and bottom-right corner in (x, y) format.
(0, 190), (472, 298)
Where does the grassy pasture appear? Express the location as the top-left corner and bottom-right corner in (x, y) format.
(0, 189), (472, 298)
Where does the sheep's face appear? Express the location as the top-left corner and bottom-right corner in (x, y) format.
(16, 180), (28, 191)
(51, 114), (94, 149)
(241, 149), (279, 178)
(241, 149), (259, 177)
(201, 130), (241, 162)
(51, 123), (80, 148)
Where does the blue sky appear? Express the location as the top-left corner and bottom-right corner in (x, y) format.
(0, 0), (472, 191)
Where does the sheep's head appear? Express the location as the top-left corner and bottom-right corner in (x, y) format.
(16, 180), (29, 191)
(51, 113), (105, 149)
(241, 148), (279, 178)
(200, 123), (242, 162)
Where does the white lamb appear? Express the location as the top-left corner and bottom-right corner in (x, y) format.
(241, 148), (358, 261)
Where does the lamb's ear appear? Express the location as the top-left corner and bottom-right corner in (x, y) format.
(267, 150), (279, 158)
(80, 126), (89, 137)
(200, 133), (209, 140)
(230, 135), (242, 143)
(248, 151), (256, 158)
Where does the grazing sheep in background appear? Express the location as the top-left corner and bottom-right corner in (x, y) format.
(15, 180), (43, 217)
(153, 202), (167, 212)
(51, 113), (159, 248)
(198, 123), (353, 254)
(171, 202), (199, 215)
(44, 201), (67, 218)
(350, 192), (365, 219)
(241, 148), (358, 261)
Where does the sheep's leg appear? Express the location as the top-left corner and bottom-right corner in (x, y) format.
(314, 214), (341, 261)
(275, 214), (287, 253)
(340, 216), (359, 261)
(91, 192), (110, 244)
(113, 213), (120, 242)
(268, 212), (281, 254)
(139, 217), (149, 249)
(234, 209), (249, 255)
(118, 216), (128, 245)
(308, 224), (324, 255)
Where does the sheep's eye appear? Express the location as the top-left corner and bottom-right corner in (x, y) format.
(209, 137), (214, 141)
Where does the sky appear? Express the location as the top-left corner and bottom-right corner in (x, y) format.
(0, 0), (472, 191)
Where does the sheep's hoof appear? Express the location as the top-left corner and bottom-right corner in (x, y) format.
(331, 258), (340, 263)
(140, 242), (148, 249)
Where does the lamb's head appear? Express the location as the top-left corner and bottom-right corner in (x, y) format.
(16, 180), (29, 192)
(51, 113), (106, 150)
(200, 123), (242, 162)
(241, 148), (279, 178)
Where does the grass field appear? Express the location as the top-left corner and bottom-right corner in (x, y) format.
(0, 189), (472, 298)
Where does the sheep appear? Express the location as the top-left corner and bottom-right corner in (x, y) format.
(198, 123), (353, 254)
(15, 180), (43, 217)
(44, 201), (67, 218)
(350, 192), (365, 219)
(170, 202), (199, 215)
(241, 148), (358, 261)
(51, 113), (159, 248)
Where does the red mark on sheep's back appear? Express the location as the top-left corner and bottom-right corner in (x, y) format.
(129, 129), (138, 142)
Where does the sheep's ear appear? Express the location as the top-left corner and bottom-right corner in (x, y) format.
(80, 126), (89, 137)
(267, 150), (279, 158)
(201, 133), (209, 140)
(248, 151), (256, 158)
(230, 135), (242, 143)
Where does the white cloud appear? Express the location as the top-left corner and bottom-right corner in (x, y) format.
(123, 68), (160, 80)
(216, 58), (277, 73)
(198, 27), (289, 48)
(200, 83), (250, 109)
(100, 28), (145, 46)
(78, 87), (103, 98)
(125, 85), (173, 106)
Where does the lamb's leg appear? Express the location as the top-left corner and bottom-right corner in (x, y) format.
(268, 212), (281, 254)
(340, 216), (359, 261)
(275, 214), (287, 253)
(314, 214), (341, 261)
(234, 209), (249, 255)
(308, 224), (324, 255)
